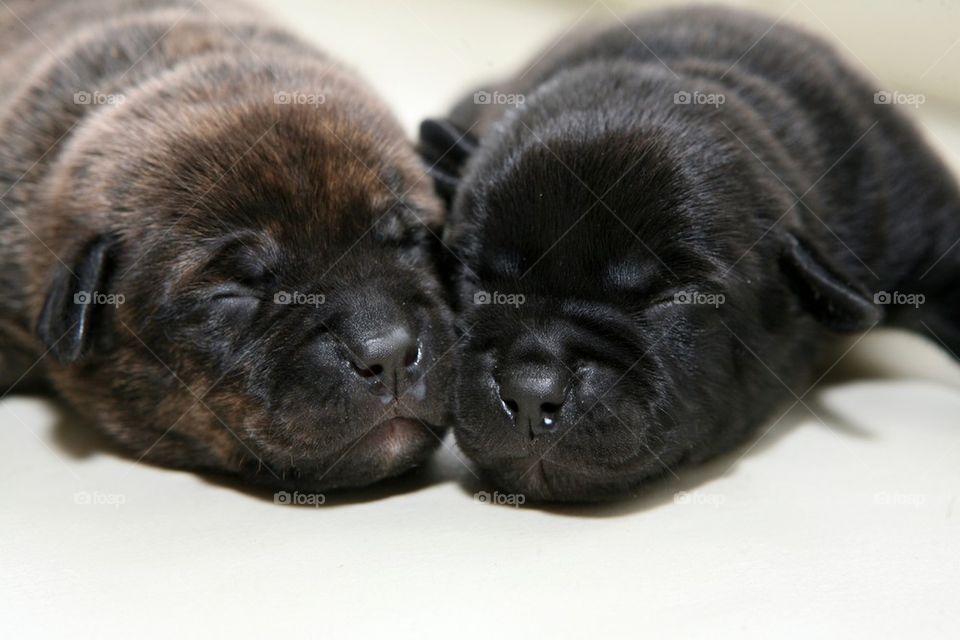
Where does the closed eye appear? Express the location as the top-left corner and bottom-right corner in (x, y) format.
(645, 284), (726, 312)
(205, 282), (262, 322)
(200, 231), (278, 290)
(209, 282), (261, 301)
(605, 260), (661, 294)
(646, 291), (682, 310)
(375, 206), (435, 250)
(480, 249), (525, 280)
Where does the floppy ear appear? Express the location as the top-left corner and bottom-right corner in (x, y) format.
(418, 118), (478, 205)
(37, 234), (118, 363)
(778, 231), (881, 332)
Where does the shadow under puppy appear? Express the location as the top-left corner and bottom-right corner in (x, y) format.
(0, 0), (455, 491)
(421, 6), (960, 502)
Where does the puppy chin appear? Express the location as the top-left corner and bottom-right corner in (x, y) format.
(456, 425), (672, 503)
(477, 458), (656, 503)
(335, 417), (444, 485)
(242, 418), (444, 492)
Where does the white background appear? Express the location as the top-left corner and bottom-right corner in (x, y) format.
(2, 0), (959, 637)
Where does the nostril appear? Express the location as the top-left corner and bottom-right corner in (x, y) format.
(497, 366), (571, 438)
(354, 363), (384, 378)
(539, 402), (562, 431)
(541, 402), (562, 415)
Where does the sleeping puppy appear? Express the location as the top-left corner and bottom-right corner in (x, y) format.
(0, 0), (454, 491)
(421, 7), (960, 501)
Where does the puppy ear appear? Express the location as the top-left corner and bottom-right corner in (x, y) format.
(418, 118), (478, 205)
(778, 231), (881, 332)
(37, 234), (118, 363)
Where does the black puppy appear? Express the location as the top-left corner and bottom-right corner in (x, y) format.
(421, 7), (960, 501)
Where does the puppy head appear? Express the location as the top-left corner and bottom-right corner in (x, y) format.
(422, 107), (879, 502)
(35, 61), (455, 490)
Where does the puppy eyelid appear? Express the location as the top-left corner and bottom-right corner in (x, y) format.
(374, 206), (427, 246)
(208, 282), (261, 300)
(199, 232), (277, 284)
(647, 293), (679, 308)
(605, 262), (658, 293)
(483, 250), (524, 279)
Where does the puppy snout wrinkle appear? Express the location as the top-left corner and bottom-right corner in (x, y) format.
(498, 366), (569, 439)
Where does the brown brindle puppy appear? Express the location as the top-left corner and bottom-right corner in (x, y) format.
(0, 0), (455, 491)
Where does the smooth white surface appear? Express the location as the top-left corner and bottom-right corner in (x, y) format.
(3, 1), (960, 638)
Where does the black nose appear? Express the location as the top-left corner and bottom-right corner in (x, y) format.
(498, 367), (569, 439)
(349, 325), (420, 393)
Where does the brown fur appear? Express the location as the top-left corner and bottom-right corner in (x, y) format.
(0, 0), (454, 490)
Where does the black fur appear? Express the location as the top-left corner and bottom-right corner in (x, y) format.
(421, 6), (960, 501)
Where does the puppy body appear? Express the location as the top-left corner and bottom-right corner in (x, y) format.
(422, 7), (960, 500)
(1, 0), (454, 490)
